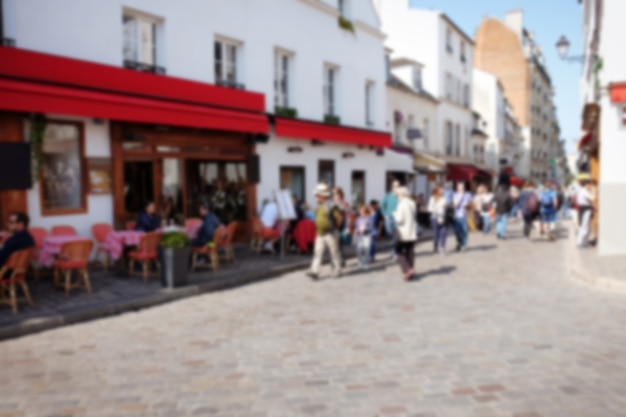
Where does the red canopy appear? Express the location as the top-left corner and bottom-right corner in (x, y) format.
(510, 176), (525, 187)
(447, 164), (478, 181)
(275, 117), (392, 147)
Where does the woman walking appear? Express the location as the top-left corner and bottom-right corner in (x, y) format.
(354, 205), (374, 270)
(428, 185), (448, 255)
(393, 187), (418, 281)
(475, 185), (494, 234)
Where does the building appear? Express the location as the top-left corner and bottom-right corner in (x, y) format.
(0, 0), (391, 235)
(472, 69), (506, 173)
(474, 10), (560, 182)
(385, 57), (442, 197)
(577, 0), (626, 255)
(376, 1), (486, 186)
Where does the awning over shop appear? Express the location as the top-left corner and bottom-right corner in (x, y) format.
(578, 130), (592, 150)
(0, 46), (265, 113)
(0, 78), (269, 133)
(385, 146), (414, 173)
(447, 164), (478, 181)
(414, 153), (446, 173)
(610, 82), (626, 103)
(274, 117), (392, 147)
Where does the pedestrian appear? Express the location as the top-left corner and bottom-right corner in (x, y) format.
(510, 185), (521, 220)
(540, 181), (558, 240)
(333, 187), (351, 267)
(393, 187), (418, 281)
(191, 203), (223, 248)
(474, 184), (494, 234)
(382, 180), (400, 260)
(0, 212), (35, 269)
(452, 182), (473, 252)
(307, 184), (343, 280)
(576, 174), (595, 248)
(494, 185), (513, 239)
(369, 200), (383, 262)
(518, 181), (539, 239)
(354, 205), (374, 270)
(428, 185), (447, 255)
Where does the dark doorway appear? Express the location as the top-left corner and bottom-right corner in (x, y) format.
(124, 161), (154, 219)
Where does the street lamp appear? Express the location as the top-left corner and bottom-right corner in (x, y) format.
(556, 35), (596, 63)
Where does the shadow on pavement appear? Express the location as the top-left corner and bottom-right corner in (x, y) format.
(411, 265), (457, 281)
(464, 244), (497, 252)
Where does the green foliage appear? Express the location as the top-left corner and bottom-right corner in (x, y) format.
(29, 114), (47, 184)
(275, 106), (298, 118)
(324, 115), (341, 125)
(338, 16), (355, 33)
(160, 231), (191, 249)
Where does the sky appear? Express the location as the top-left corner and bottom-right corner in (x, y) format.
(408, 0), (583, 153)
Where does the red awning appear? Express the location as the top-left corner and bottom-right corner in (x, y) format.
(447, 164), (478, 181)
(610, 82), (626, 103)
(578, 131), (592, 150)
(0, 46), (265, 113)
(0, 78), (269, 133)
(274, 117), (392, 147)
(510, 176), (525, 187)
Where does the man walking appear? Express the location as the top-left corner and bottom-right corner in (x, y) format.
(519, 181), (539, 239)
(381, 180), (400, 260)
(494, 185), (513, 239)
(452, 182), (473, 252)
(307, 184), (343, 280)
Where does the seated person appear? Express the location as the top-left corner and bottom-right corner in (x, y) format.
(258, 198), (281, 251)
(192, 204), (222, 248)
(0, 212), (35, 269)
(135, 201), (162, 232)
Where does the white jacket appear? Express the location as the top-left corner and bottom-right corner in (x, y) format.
(393, 198), (417, 242)
(428, 196), (447, 225)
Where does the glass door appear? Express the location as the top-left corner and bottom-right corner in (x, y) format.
(123, 160), (154, 220)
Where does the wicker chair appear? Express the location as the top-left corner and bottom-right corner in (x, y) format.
(53, 240), (94, 297)
(128, 232), (162, 282)
(0, 248), (35, 313)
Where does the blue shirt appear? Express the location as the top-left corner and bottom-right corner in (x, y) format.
(0, 230), (35, 268)
(196, 212), (222, 246)
(453, 192), (473, 218)
(541, 189), (557, 213)
(381, 192), (398, 217)
(135, 212), (162, 232)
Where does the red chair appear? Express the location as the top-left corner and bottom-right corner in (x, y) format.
(53, 240), (94, 297)
(29, 227), (49, 281)
(92, 223), (113, 272)
(191, 228), (223, 272)
(128, 232), (162, 282)
(51, 225), (78, 237)
(217, 222), (238, 262)
(250, 217), (280, 254)
(0, 248), (35, 313)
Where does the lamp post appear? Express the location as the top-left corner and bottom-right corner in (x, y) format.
(556, 35), (596, 63)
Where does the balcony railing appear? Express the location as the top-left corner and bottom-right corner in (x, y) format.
(216, 79), (246, 90)
(123, 60), (166, 75)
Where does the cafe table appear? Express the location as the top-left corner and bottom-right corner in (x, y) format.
(104, 227), (197, 262)
(38, 235), (91, 267)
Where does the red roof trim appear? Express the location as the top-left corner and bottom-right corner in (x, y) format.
(610, 82), (626, 103)
(0, 46), (265, 113)
(0, 78), (268, 134)
(274, 117), (392, 147)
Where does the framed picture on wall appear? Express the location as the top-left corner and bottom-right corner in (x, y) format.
(87, 158), (112, 195)
(39, 121), (88, 215)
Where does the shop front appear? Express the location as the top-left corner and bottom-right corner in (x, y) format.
(0, 46), (268, 236)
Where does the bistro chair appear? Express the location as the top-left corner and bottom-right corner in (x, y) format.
(217, 221), (239, 262)
(128, 232), (162, 282)
(91, 223), (113, 272)
(29, 227), (49, 281)
(53, 240), (94, 297)
(51, 225), (78, 237)
(0, 248), (35, 314)
(250, 217), (280, 254)
(191, 227), (225, 273)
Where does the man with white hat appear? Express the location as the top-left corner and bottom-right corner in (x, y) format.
(576, 173), (595, 248)
(307, 183), (343, 280)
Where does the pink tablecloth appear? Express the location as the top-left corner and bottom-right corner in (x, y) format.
(38, 236), (90, 267)
(104, 231), (144, 262)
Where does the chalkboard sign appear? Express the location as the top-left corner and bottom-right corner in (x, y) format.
(0, 143), (32, 190)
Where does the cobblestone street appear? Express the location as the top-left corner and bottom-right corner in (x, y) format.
(1, 223), (626, 417)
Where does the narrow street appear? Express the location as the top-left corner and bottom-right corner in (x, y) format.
(1, 223), (625, 417)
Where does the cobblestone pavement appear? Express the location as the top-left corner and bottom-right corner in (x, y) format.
(2, 222), (626, 417)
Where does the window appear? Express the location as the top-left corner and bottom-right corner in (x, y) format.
(406, 115), (415, 142)
(324, 66), (338, 117)
(280, 166), (305, 201)
(463, 84), (469, 108)
(423, 118), (429, 149)
(464, 128), (470, 157)
(393, 114), (403, 144)
(123, 12), (162, 69)
(446, 28), (453, 53)
(460, 41), (466, 63)
(39, 121), (87, 215)
(351, 171), (366, 207)
(446, 73), (453, 100)
(455, 123), (461, 156)
(365, 81), (375, 127)
(275, 50), (292, 108)
(215, 39), (242, 88)
(445, 121), (453, 155)
(413, 68), (422, 91)
(456, 79), (461, 104)
(318, 160), (335, 187)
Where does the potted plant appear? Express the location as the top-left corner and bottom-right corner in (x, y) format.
(159, 231), (191, 288)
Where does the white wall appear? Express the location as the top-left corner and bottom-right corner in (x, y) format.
(26, 115), (114, 239)
(257, 137), (386, 209)
(386, 85), (438, 152)
(473, 69), (506, 171)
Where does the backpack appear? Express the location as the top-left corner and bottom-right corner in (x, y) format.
(541, 190), (554, 208)
(526, 192), (539, 213)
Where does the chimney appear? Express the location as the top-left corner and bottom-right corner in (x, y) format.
(504, 9), (523, 37)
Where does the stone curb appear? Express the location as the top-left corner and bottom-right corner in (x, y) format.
(0, 237), (420, 341)
(567, 223), (626, 294)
